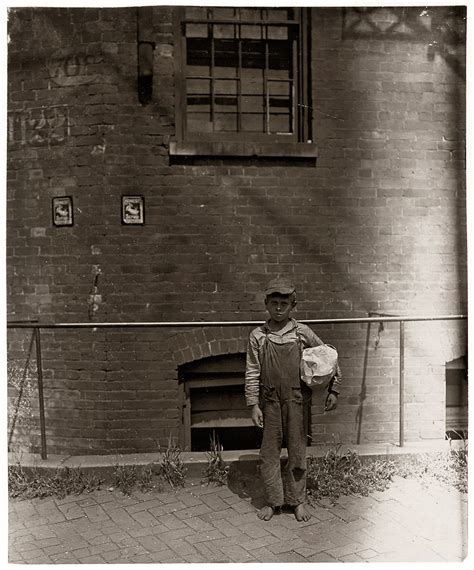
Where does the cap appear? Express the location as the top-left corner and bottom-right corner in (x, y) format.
(264, 277), (296, 296)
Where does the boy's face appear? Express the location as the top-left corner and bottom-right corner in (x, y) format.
(265, 294), (295, 324)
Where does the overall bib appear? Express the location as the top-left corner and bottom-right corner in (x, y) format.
(259, 329), (310, 507)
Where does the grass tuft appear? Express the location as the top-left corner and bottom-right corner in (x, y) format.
(8, 463), (103, 500)
(158, 435), (187, 488)
(202, 431), (229, 486)
(112, 464), (161, 495)
(307, 443), (396, 505)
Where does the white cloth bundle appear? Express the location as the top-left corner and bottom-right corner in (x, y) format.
(300, 344), (338, 388)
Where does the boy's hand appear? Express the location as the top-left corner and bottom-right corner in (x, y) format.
(251, 404), (264, 428)
(325, 392), (338, 412)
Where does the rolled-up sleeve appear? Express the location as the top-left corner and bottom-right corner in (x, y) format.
(328, 362), (342, 394)
(245, 331), (261, 406)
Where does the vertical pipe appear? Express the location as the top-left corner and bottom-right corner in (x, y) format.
(34, 328), (47, 459)
(399, 320), (405, 447)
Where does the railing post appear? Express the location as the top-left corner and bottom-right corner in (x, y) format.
(34, 327), (48, 459)
(399, 320), (405, 447)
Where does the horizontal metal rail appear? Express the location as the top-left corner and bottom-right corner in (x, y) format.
(6, 314), (467, 328)
(7, 315), (467, 459)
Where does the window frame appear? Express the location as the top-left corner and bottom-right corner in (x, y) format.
(171, 6), (317, 158)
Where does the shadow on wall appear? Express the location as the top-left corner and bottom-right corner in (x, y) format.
(342, 6), (466, 78)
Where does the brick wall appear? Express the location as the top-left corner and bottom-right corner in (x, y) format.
(7, 6), (467, 455)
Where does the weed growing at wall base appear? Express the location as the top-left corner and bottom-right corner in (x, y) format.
(158, 435), (187, 488)
(111, 464), (160, 495)
(306, 438), (468, 505)
(202, 431), (229, 486)
(306, 444), (397, 505)
(8, 463), (104, 499)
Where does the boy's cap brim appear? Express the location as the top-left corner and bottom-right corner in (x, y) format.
(264, 279), (296, 296)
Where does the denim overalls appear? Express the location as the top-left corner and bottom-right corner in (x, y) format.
(259, 323), (311, 507)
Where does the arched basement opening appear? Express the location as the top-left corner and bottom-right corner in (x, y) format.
(178, 353), (263, 452)
(445, 355), (468, 439)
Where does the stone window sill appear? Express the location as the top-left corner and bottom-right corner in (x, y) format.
(169, 140), (318, 159)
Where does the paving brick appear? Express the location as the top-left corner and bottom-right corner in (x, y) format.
(193, 540), (230, 562)
(220, 544), (256, 562)
(240, 535), (280, 551)
(200, 508), (234, 522)
(166, 538), (200, 557)
(281, 550), (310, 563)
(326, 541), (366, 558)
(267, 537), (307, 554)
(178, 491), (204, 507)
(125, 498), (164, 514)
(184, 529), (226, 544)
(183, 516), (215, 531)
(83, 504), (110, 522)
(198, 493), (231, 511)
(159, 527), (196, 541)
(78, 554), (106, 563)
(247, 545), (282, 562)
(173, 503), (212, 519)
(308, 551), (339, 563)
(339, 553), (364, 562)
(238, 522), (274, 539)
(357, 548), (379, 559)
(136, 535), (168, 553)
(8, 476), (468, 563)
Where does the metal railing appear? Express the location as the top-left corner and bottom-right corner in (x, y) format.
(7, 314), (467, 459)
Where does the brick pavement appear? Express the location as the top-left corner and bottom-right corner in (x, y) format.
(9, 474), (467, 563)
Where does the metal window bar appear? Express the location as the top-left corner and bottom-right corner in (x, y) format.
(237, 23), (242, 133)
(209, 11), (215, 127)
(7, 314), (467, 460)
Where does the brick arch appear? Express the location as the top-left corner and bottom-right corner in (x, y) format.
(171, 326), (251, 367)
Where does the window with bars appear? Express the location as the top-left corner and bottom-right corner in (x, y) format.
(171, 7), (316, 157)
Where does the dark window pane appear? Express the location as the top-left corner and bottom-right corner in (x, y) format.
(241, 40), (265, 69)
(268, 39), (293, 71)
(214, 39), (239, 68)
(187, 38), (211, 67)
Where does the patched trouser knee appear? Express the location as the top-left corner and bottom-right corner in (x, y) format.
(259, 386), (307, 507)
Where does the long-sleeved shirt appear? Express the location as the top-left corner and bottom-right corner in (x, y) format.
(245, 318), (342, 406)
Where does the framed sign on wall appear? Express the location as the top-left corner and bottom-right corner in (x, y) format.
(52, 196), (73, 226)
(122, 195), (145, 225)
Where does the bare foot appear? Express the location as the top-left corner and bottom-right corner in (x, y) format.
(294, 503), (311, 522)
(257, 506), (276, 521)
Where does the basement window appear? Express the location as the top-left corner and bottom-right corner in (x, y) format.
(445, 355), (468, 438)
(178, 354), (262, 451)
(171, 6), (317, 158)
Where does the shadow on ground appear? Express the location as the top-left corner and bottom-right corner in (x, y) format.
(227, 453), (266, 509)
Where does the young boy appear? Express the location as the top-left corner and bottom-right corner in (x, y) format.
(245, 277), (342, 522)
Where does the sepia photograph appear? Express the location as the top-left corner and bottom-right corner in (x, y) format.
(5, 1), (468, 565)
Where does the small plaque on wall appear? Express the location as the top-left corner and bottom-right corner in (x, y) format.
(122, 195), (145, 225)
(52, 196), (73, 226)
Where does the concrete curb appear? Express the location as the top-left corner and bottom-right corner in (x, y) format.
(8, 439), (463, 479)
